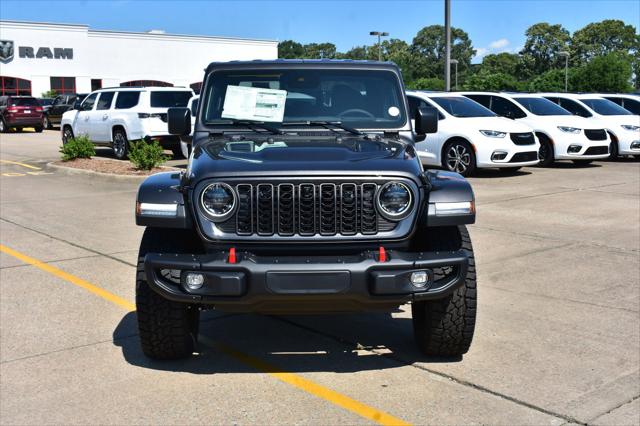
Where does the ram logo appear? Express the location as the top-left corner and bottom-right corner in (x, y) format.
(0, 40), (14, 63)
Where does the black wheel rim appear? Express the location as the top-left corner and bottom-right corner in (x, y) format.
(113, 133), (126, 157)
(539, 143), (549, 161)
(446, 144), (471, 173)
(63, 129), (72, 144)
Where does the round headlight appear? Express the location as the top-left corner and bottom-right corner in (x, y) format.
(376, 181), (413, 220)
(200, 182), (236, 221)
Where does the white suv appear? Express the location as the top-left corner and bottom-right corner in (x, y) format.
(407, 91), (539, 176)
(60, 87), (194, 159)
(540, 93), (640, 159)
(462, 92), (610, 166)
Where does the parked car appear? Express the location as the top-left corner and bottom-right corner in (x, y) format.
(60, 86), (194, 159)
(462, 92), (610, 166)
(134, 60), (478, 360)
(0, 95), (44, 133)
(44, 94), (87, 129)
(600, 94), (640, 116)
(540, 93), (640, 159)
(37, 97), (54, 113)
(179, 94), (199, 159)
(407, 91), (539, 176)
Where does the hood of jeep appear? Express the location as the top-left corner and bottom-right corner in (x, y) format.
(188, 137), (423, 179)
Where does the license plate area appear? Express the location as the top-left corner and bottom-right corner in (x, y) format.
(266, 271), (350, 294)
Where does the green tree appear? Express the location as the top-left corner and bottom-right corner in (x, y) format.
(411, 25), (475, 79)
(463, 72), (523, 91)
(405, 77), (445, 91)
(571, 53), (633, 92)
(480, 53), (521, 76)
(303, 43), (337, 59)
(340, 45), (369, 60)
(278, 40), (305, 59)
(527, 69), (568, 92)
(571, 19), (639, 63)
(41, 89), (57, 98)
(520, 23), (571, 74)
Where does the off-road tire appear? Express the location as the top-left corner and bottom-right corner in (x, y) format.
(411, 225), (477, 357)
(136, 227), (202, 360)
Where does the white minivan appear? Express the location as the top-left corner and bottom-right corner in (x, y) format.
(407, 91), (539, 176)
(540, 93), (640, 159)
(61, 86), (194, 159)
(462, 92), (610, 166)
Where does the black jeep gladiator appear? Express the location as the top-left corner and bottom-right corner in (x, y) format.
(135, 60), (477, 360)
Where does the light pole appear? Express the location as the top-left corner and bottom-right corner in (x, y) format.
(558, 51), (569, 92)
(444, 0), (452, 91)
(369, 31), (389, 61)
(450, 59), (459, 90)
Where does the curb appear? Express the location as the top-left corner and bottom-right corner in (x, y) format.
(46, 162), (178, 181)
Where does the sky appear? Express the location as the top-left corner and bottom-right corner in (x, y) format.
(1, 0), (638, 63)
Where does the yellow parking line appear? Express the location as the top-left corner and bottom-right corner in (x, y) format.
(0, 243), (411, 426)
(0, 159), (41, 170)
(0, 244), (135, 311)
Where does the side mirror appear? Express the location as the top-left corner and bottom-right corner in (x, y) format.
(415, 107), (438, 135)
(168, 107), (191, 136)
(73, 100), (82, 110)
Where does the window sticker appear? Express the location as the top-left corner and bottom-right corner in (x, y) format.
(388, 106), (400, 117)
(221, 85), (287, 122)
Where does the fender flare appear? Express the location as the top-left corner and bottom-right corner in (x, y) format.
(420, 170), (475, 227)
(135, 172), (193, 229)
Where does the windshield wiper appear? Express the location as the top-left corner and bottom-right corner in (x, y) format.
(209, 119), (283, 135)
(282, 120), (362, 136)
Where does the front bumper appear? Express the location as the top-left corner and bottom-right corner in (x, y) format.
(144, 248), (470, 313)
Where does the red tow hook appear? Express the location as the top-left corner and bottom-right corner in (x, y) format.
(228, 247), (237, 264)
(378, 246), (387, 262)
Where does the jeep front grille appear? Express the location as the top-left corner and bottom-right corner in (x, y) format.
(214, 181), (400, 238)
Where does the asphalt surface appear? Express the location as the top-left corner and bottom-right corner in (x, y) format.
(1, 129), (639, 425)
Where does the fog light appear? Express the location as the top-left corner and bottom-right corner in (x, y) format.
(491, 151), (508, 161)
(567, 145), (581, 153)
(410, 271), (429, 288)
(184, 272), (205, 290)
(631, 141), (640, 150)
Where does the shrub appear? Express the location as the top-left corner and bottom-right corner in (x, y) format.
(128, 140), (168, 170)
(406, 77), (445, 90)
(41, 89), (58, 98)
(59, 135), (95, 161)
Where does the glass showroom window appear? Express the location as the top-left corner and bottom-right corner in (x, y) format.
(0, 76), (32, 96)
(50, 77), (76, 95)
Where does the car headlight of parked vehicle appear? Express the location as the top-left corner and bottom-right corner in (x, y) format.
(557, 126), (581, 134)
(621, 124), (640, 132)
(376, 182), (413, 220)
(200, 182), (236, 221)
(479, 130), (507, 138)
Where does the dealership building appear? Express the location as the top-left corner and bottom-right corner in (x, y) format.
(0, 20), (278, 97)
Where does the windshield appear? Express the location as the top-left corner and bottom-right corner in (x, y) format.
(39, 98), (53, 106)
(150, 91), (192, 108)
(11, 98), (39, 107)
(513, 97), (571, 116)
(202, 68), (406, 129)
(581, 98), (631, 116)
(430, 96), (495, 117)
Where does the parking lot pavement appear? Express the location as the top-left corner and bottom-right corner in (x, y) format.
(1, 130), (639, 425)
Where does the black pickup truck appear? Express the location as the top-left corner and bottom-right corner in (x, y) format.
(43, 93), (87, 129)
(134, 60), (477, 360)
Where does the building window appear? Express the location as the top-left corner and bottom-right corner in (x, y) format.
(0, 76), (32, 96)
(50, 77), (76, 95)
(91, 79), (102, 91)
(190, 82), (202, 94)
(120, 80), (173, 88)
